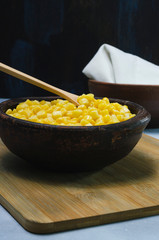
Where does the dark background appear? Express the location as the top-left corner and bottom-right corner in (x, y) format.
(1, 0), (159, 98)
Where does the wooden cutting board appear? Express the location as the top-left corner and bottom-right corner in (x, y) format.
(0, 134), (159, 234)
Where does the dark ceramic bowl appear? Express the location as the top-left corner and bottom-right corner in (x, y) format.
(0, 96), (150, 172)
(88, 79), (159, 128)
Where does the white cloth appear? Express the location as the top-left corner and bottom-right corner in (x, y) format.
(82, 44), (159, 85)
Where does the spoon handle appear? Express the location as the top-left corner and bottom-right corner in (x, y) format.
(0, 62), (79, 105)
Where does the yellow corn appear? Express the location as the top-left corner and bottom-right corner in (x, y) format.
(6, 95), (135, 126)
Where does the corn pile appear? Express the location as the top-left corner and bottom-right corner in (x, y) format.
(6, 94), (135, 126)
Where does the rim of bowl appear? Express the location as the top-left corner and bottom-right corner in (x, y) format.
(0, 96), (151, 131)
(89, 79), (159, 88)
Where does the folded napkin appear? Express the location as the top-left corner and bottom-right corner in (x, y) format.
(82, 44), (159, 85)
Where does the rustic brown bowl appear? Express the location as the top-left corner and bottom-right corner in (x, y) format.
(0, 96), (150, 172)
(88, 79), (159, 128)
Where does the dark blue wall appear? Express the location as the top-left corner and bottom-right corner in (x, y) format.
(1, 0), (159, 97)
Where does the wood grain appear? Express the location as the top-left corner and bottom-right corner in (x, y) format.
(0, 134), (159, 233)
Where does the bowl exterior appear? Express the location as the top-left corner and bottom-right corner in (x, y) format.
(0, 97), (150, 172)
(88, 79), (159, 128)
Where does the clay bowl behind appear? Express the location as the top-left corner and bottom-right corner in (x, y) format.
(88, 79), (159, 128)
(0, 96), (150, 172)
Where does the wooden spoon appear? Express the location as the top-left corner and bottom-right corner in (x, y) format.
(0, 62), (79, 106)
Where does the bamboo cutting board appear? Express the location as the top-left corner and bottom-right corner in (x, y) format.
(0, 134), (159, 233)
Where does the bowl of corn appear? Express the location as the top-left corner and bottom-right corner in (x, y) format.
(0, 94), (150, 172)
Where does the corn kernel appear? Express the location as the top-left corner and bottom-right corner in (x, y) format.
(65, 103), (76, 110)
(32, 100), (39, 105)
(18, 109), (28, 116)
(89, 110), (99, 120)
(70, 118), (78, 124)
(26, 99), (33, 106)
(28, 115), (39, 122)
(40, 100), (46, 105)
(32, 105), (42, 114)
(117, 114), (124, 122)
(124, 113), (132, 120)
(52, 111), (62, 119)
(98, 102), (108, 110)
(78, 98), (89, 106)
(103, 115), (111, 123)
(41, 104), (49, 110)
(13, 113), (22, 118)
(56, 117), (65, 124)
(66, 111), (73, 118)
(85, 123), (93, 126)
(58, 108), (66, 116)
(37, 110), (47, 118)
(83, 115), (93, 122)
(46, 106), (55, 113)
(100, 109), (109, 116)
(80, 119), (90, 126)
(93, 99), (102, 108)
(112, 102), (122, 110)
(111, 115), (120, 123)
(103, 97), (110, 104)
(78, 104), (87, 110)
(19, 116), (27, 120)
(72, 109), (83, 118)
(6, 109), (12, 114)
(51, 100), (57, 105)
(24, 109), (32, 118)
(122, 105), (130, 113)
(85, 93), (94, 101)
(16, 102), (28, 110)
